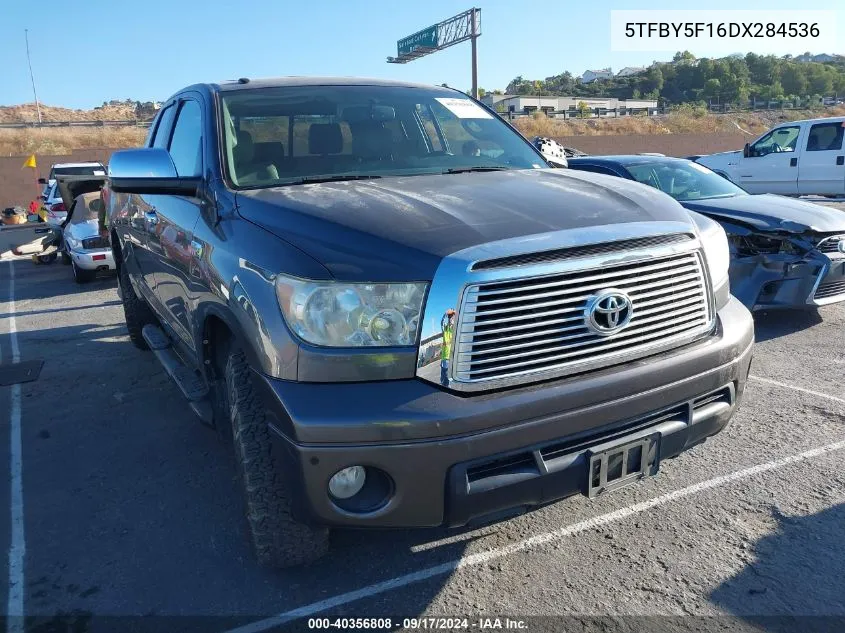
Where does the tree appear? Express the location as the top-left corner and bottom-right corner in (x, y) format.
(672, 50), (696, 63)
(477, 87), (486, 98)
(703, 78), (721, 99)
(781, 64), (809, 96)
(577, 101), (591, 118)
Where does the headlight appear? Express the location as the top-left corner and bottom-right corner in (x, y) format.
(691, 213), (730, 290)
(275, 275), (427, 347)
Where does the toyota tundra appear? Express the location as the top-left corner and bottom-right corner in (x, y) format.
(105, 77), (755, 568)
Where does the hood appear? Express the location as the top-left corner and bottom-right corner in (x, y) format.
(681, 193), (845, 233)
(66, 218), (101, 240)
(696, 151), (742, 167)
(236, 168), (694, 280)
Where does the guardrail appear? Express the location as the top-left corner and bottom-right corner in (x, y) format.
(0, 119), (153, 129)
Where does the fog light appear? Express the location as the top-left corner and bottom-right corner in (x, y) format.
(328, 466), (366, 500)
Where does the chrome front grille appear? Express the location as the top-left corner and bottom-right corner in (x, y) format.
(453, 251), (712, 385)
(817, 235), (845, 256)
(815, 279), (845, 300)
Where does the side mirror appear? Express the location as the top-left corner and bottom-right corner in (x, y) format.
(108, 148), (201, 196)
(533, 137), (569, 168)
(743, 143), (751, 158)
(38, 177), (47, 185)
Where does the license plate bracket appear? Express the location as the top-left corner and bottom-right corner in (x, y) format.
(587, 434), (659, 499)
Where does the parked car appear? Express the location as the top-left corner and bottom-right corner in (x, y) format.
(55, 175), (115, 283)
(38, 161), (107, 199)
(105, 77), (754, 568)
(567, 155), (845, 310)
(694, 117), (845, 196)
(39, 181), (69, 224)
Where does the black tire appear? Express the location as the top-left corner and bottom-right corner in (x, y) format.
(61, 251), (71, 265)
(38, 253), (58, 265)
(72, 261), (95, 284)
(224, 349), (329, 568)
(117, 261), (156, 350)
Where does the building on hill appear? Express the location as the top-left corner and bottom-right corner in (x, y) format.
(795, 53), (842, 63)
(616, 66), (645, 77)
(480, 94), (658, 116)
(579, 68), (613, 83)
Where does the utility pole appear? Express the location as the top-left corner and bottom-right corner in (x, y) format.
(24, 29), (42, 125)
(470, 7), (478, 99)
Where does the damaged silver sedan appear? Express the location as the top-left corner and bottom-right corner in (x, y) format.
(566, 155), (845, 311)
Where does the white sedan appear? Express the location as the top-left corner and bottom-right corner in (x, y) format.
(56, 177), (116, 283)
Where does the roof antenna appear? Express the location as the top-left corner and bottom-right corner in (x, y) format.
(237, 77), (250, 84)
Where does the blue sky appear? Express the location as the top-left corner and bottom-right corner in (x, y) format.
(1, 0), (842, 109)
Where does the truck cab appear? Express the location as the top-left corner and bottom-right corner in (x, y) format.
(697, 117), (845, 196)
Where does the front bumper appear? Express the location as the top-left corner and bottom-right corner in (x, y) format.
(70, 248), (115, 271)
(732, 253), (845, 310)
(258, 296), (754, 529)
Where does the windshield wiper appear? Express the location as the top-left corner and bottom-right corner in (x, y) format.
(443, 166), (510, 174)
(293, 174), (384, 185)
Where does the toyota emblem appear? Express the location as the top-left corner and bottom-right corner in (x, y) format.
(586, 289), (633, 336)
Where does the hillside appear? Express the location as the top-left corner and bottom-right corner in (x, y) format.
(0, 100), (158, 124)
(2, 103), (845, 156)
(501, 52), (845, 107)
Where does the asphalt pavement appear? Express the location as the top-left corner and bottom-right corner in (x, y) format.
(1, 255), (844, 633)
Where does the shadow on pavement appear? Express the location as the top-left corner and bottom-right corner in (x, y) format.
(710, 503), (845, 632)
(752, 309), (823, 343)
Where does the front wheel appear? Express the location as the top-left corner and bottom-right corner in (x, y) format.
(224, 348), (329, 568)
(117, 260), (156, 349)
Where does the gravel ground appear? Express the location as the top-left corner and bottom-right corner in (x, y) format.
(0, 257), (844, 633)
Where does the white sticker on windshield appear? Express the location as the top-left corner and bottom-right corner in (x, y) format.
(435, 98), (492, 119)
(94, 170), (106, 175)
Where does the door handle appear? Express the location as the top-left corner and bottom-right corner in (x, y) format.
(790, 157), (798, 167)
(144, 211), (159, 225)
(837, 156), (844, 166)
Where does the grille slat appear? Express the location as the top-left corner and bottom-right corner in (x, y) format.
(459, 306), (706, 367)
(461, 317), (706, 377)
(817, 235), (845, 255)
(815, 279), (845, 300)
(466, 264), (700, 311)
(460, 297), (705, 357)
(473, 256), (699, 299)
(454, 251), (711, 384)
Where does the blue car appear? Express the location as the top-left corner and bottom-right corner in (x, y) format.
(567, 155), (845, 311)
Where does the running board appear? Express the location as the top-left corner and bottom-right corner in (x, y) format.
(141, 324), (213, 426)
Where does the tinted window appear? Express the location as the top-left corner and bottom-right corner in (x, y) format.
(151, 105), (176, 149)
(751, 126), (800, 156)
(220, 85), (546, 188)
(168, 100), (203, 177)
(806, 122), (844, 152)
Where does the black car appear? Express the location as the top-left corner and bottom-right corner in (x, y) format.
(568, 156), (845, 310)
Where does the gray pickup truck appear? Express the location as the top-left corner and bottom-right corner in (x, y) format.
(106, 77), (754, 568)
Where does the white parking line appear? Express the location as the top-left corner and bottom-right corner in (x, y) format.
(5, 262), (25, 633)
(750, 375), (845, 405)
(225, 437), (845, 633)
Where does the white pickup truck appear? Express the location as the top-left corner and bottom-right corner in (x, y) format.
(696, 116), (845, 196)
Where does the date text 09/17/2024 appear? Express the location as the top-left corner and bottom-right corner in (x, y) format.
(307, 617), (528, 630)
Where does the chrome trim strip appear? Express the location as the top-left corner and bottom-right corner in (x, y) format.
(415, 222), (713, 392)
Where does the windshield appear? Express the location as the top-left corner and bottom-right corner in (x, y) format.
(219, 85), (547, 188)
(626, 160), (746, 201)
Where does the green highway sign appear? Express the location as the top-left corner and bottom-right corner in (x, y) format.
(397, 25), (439, 56)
